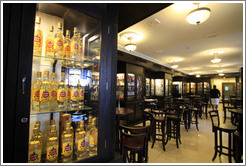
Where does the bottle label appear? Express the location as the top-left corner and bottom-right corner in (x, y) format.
(29, 149), (41, 162)
(71, 41), (78, 58)
(57, 89), (66, 102)
(62, 142), (73, 156)
(40, 89), (50, 102)
(34, 33), (42, 48)
(46, 145), (58, 161)
(89, 136), (94, 148)
(46, 39), (54, 53)
(80, 89), (84, 100)
(64, 43), (71, 58)
(78, 136), (86, 151)
(71, 89), (79, 101)
(54, 38), (63, 51)
(50, 90), (57, 101)
(32, 88), (40, 101)
(66, 89), (71, 100)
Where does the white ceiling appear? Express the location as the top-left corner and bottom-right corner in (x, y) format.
(118, 2), (244, 75)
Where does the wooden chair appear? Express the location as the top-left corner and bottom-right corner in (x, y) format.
(119, 125), (150, 163)
(209, 110), (237, 163)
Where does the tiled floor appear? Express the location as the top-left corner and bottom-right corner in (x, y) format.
(142, 104), (237, 163)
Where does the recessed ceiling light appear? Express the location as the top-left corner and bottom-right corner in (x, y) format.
(219, 73), (225, 76)
(196, 74), (201, 78)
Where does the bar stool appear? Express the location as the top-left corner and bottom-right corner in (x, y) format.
(209, 110), (237, 163)
(165, 111), (181, 148)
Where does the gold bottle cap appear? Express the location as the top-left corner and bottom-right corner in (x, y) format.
(37, 71), (42, 77)
(74, 27), (77, 33)
(66, 30), (70, 36)
(35, 123), (40, 130)
(50, 125), (56, 131)
(92, 118), (96, 125)
(44, 71), (49, 77)
(33, 127), (39, 134)
(35, 16), (41, 24)
(49, 25), (54, 32)
(50, 119), (56, 125)
(58, 22), (62, 29)
(78, 33), (81, 38)
(52, 72), (57, 78)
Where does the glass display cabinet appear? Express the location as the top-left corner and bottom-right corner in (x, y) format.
(197, 82), (203, 95)
(165, 79), (169, 96)
(127, 73), (135, 100)
(145, 78), (150, 96)
(137, 76), (143, 99)
(3, 3), (118, 163)
(187, 82), (190, 94)
(116, 73), (125, 100)
(183, 82), (187, 95)
(204, 82), (210, 94)
(190, 82), (196, 94)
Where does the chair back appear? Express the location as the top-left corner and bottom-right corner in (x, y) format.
(208, 110), (220, 131)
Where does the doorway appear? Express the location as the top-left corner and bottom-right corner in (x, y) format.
(222, 83), (235, 100)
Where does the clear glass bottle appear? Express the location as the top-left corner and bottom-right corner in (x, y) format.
(61, 122), (74, 163)
(78, 33), (84, 61)
(66, 84), (71, 110)
(75, 120), (86, 160)
(50, 73), (58, 111)
(77, 79), (84, 109)
(32, 71), (42, 112)
(46, 124), (59, 163)
(54, 22), (64, 59)
(85, 116), (92, 155)
(70, 82), (79, 110)
(71, 27), (79, 61)
(64, 30), (71, 60)
(88, 118), (98, 156)
(33, 16), (43, 56)
(40, 71), (50, 112)
(35, 121), (44, 157)
(57, 72), (67, 111)
(28, 128), (42, 163)
(45, 25), (55, 58)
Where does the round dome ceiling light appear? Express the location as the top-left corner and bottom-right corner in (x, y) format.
(187, 3), (211, 25)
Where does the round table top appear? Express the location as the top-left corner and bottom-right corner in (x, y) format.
(229, 108), (243, 115)
(174, 97), (190, 101)
(144, 99), (157, 102)
(116, 107), (134, 116)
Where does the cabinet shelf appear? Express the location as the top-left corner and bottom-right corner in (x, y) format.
(30, 105), (92, 115)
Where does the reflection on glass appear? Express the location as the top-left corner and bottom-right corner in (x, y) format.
(127, 74), (135, 100)
(191, 82), (196, 94)
(151, 79), (155, 96)
(165, 79), (168, 96)
(155, 79), (164, 96)
(146, 78), (150, 96)
(137, 76), (143, 99)
(116, 73), (125, 99)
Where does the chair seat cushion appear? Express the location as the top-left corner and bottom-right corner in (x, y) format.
(214, 123), (237, 132)
(123, 137), (145, 151)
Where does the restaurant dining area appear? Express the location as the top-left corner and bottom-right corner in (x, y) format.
(3, 2), (244, 165)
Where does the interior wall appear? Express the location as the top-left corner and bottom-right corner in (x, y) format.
(211, 77), (236, 99)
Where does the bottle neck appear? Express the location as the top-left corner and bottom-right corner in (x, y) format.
(73, 31), (77, 37)
(58, 28), (62, 33)
(43, 76), (49, 81)
(35, 23), (41, 29)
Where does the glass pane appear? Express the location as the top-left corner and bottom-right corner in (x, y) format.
(190, 82), (196, 94)
(151, 79), (155, 96)
(116, 73), (125, 100)
(155, 79), (164, 96)
(137, 76), (143, 99)
(29, 4), (100, 163)
(127, 73), (135, 100)
(146, 78), (150, 96)
(165, 79), (168, 96)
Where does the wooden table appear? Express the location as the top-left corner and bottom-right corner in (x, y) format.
(229, 108), (243, 125)
(115, 107), (134, 152)
(144, 99), (157, 109)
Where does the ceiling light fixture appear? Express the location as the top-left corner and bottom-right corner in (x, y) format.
(187, 3), (211, 25)
(211, 53), (221, 63)
(170, 60), (179, 69)
(124, 37), (136, 52)
(219, 73), (225, 76)
(217, 69), (223, 73)
(196, 74), (201, 78)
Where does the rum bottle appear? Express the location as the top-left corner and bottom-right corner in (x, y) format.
(46, 124), (59, 163)
(32, 71), (42, 112)
(64, 30), (71, 60)
(33, 16), (43, 56)
(40, 71), (50, 112)
(70, 83), (79, 109)
(57, 72), (67, 111)
(45, 25), (55, 58)
(78, 33), (84, 61)
(61, 122), (74, 162)
(35, 121), (44, 157)
(54, 22), (64, 59)
(88, 118), (98, 156)
(50, 73), (58, 111)
(85, 116), (92, 155)
(75, 120), (86, 159)
(28, 128), (42, 163)
(77, 79), (84, 108)
(66, 84), (71, 110)
(71, 27), (79, 61)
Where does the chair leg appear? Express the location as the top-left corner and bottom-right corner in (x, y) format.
(151, 121), (156, 148)
(223, 109), (226, 123)
(123, 148), (127, 163)
(161, 121), (166, 151)
(195, 112), (199, 131)
(212, 131), (218, 161)
(219, 130), (222, 157)
(229, 132), (232, 163)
